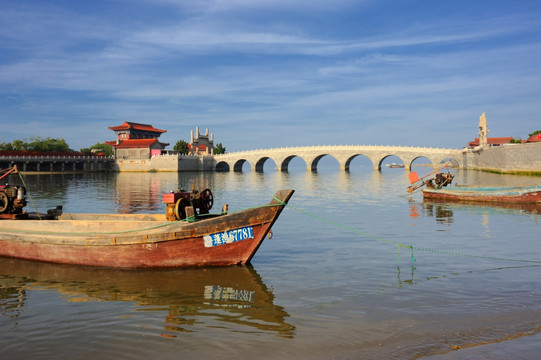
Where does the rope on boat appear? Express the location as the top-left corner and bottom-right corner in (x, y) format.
(0, 202), (283, 236)
(272, 196), (541, 266)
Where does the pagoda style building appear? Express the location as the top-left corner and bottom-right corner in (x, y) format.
(106, 122), (169, 159)
(105, 122), (216, 172)
(188, 127), (214, 155)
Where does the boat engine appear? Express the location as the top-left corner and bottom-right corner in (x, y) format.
(162, 188), (214, 221)
(434, 172), (454, 188)
(0, 165), (27, 217)
(0, 184), (27, 215)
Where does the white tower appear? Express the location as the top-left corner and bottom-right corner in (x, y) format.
(478, 112), (489, 147)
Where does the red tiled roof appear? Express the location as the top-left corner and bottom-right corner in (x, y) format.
(468, 137), (512, 146)
(525, 134), (541, 143)
(108, 122), (166, 133)
(188, 144), (207, 151)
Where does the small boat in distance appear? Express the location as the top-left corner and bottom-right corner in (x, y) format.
(0, 166), (294, 268)
(422, 184), (541, 203)
(407, 166), (541, 204)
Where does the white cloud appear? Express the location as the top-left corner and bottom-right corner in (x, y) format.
(1, 1), (540, 150)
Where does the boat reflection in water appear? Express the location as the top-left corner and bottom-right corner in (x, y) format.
(0, 258), (295, 338)
(409, 198), (541, 225)
(422, 201), (454, 224)
(423, 199), (541, 216)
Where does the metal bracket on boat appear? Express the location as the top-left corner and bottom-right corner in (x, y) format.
(407, 165), (453, 193)
(47, 205), (64, 219)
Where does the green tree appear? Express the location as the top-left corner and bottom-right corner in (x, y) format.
(25, 136), (71, 152)
(0, 137), (73, 153)
(174, 139), (189, 155)
(12, 139), (25, 151)
(0, 142), (13, 151)
(529, 130), (541, 137)
(80, 142), (114, 156)
(214, 142), (226, 154)
(510, 137), (522, 144)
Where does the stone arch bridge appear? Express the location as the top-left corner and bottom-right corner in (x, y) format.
(214, 145), (463, 172)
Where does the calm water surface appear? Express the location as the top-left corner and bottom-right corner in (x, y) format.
(1, 167), (541, 359)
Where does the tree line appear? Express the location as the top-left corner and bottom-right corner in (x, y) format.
(1, 137), (226, 156)
(0, 137), (114, 156)
(173, 140), (226, 154)
(0, 136), (73, 153)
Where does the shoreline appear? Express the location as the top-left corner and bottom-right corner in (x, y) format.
(424, 330), (541, 359)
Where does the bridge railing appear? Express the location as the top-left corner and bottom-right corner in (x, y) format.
(215, 144), (460, 156)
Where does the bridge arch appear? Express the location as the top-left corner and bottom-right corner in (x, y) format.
(305, 154), (340, 172)
(343, 154), (374, 171)
(255, 157), (277, 172)
(276, 155), (306, 172)
(273, 153), (312, 172)
(409, 156), (433, 170)
(439, 157), (461, 168)
(233, 159), (252, 172)
(376, 154), (406, 170)
(215, 161), (230, 172)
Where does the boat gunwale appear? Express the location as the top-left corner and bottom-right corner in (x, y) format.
(423, 185), (541, 197)
(449, 184), (541, 191)
(0, 190), (294, 247)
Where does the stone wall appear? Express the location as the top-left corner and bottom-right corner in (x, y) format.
(178, 155), (215, 171)
(116, 147), (150, 159)
(462, 142), (541, 174)
(113, 154), (216, 172)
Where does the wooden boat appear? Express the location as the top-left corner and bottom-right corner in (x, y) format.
(0, 167), (294, 268)
(422, 185), (541, 203)
(422, 199), (541, 216)
(408, 166), (541, 204)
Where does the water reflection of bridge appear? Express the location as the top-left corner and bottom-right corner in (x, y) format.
(214, 145), (463, 172)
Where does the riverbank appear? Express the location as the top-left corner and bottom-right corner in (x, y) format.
(424, 330), (541, 359)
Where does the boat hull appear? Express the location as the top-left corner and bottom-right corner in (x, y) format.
(422, 186), (541, 204)
(0, 189), (294, 268)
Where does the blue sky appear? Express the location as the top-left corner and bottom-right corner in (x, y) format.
(1, 0), (540, 152)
